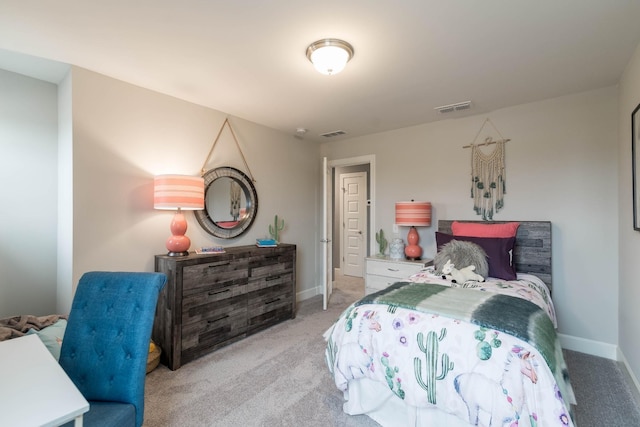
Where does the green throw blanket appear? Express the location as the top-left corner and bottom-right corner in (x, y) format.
(357, 281), (560, 376)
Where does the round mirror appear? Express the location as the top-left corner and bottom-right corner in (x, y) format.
(195, 167), (258, 239)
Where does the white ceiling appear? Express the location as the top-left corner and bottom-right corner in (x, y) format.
(1, 1), (640, 143)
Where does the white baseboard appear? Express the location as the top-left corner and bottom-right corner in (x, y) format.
(297, 286), (320, 303)
(618, 349), (640, 401)
(298, 270), (344, 304)
(558, 333), (618, 360)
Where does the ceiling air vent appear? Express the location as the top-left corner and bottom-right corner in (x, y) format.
(321, 130), (347, 138)
(434, 101), (472, 114)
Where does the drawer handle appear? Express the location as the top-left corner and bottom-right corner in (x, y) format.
(209, 262), (230, 267)
(208, 289), (230, 296)
(387, 268), (400, 272)
(266, 275), (281, 281)
(265, 297), (281, 305)
(208, 315), (229, 323)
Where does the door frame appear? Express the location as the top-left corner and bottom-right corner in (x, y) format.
(328, 155), (376, 275)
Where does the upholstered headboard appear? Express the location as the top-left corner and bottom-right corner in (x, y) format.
(438, 220), (552, 292)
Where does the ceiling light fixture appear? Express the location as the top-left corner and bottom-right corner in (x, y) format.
(306, 39), (354, 75)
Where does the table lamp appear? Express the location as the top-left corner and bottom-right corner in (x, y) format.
(154, 175), (205, 256)
(395, 201), (431, 260)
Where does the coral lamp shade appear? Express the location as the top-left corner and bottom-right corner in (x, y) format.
(395, 201), (432, 227)
(154, 175), (204, 210)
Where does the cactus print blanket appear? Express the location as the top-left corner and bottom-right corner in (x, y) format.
(325, 277), (576, 427)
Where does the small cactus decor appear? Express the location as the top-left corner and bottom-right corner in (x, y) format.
(474, 327), (502, 360)
(414, 328), (454, 405)
(375, 228), (388, 256)
(381, 353), (405, 399)
(269, 214), (285, 243)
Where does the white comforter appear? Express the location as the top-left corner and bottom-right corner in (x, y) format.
(325, 268), (576, 427)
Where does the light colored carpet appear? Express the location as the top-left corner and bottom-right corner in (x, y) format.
(144, 274), (640, 427)
(564, 348), (640, 427)
(144, 274), (378, 427)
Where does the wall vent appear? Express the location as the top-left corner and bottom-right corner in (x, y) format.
(434, 101), (472, 114)
(321, 130), (347, 138)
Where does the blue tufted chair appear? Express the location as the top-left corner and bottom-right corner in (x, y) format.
(59, 271), (166, 427)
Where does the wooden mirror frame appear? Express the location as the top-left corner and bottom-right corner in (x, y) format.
(195, 167), (258, 239)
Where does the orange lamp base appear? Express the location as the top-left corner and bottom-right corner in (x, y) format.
(404, 226), (423, 260)
(166, 210), (191, 257)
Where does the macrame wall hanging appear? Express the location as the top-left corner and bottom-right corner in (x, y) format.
(463, 118), (510, 220)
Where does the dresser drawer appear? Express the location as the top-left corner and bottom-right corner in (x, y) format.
(181, 313), (248, 365)
(181, 294), (248, 356)
(182, 285), (248, 325)
(366, 259), (424, 279)
(247, 281), (293, 332)
(247, 269), (293, 293)
(249, 250), (295, 279)
(182, 259), (248, 295)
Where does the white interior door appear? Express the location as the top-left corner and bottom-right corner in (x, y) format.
(322, 157), (333, 310)
(341, 172), (367, 277)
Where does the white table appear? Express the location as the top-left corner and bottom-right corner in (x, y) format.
(0, 334), (89, 427)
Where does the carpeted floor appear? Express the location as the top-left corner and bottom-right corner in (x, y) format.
(144, 274), (640, 427)
(564, 348), (640, 427)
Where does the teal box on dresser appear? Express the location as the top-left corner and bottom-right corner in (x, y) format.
(153, 243), (296, 370)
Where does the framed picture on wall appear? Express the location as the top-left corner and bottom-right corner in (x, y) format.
(633, 102), (640, 230)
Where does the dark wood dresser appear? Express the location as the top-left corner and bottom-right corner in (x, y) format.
(153, 243), (296, 370)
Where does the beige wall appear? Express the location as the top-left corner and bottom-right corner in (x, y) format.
(618, 42), (640, 387)
(2, 65), (322, 316)
(321, 87), (619, 358)
(67, 67), (321, 304)
(0, 69), (58, 317)
(57, 70), (73, 313)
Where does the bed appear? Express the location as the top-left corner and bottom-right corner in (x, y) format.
(324, 220), (576, 427)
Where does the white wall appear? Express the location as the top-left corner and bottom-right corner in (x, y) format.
(0, 69), (59, 316)
(618, 42), (640, 385)
(67, 67), (320, 307)
(56, 70), (73, 314)
(1, 65), (321, 316)
(321, 87), (619, 353)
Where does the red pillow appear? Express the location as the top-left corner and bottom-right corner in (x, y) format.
(451, 221), (520, 238)
(436, 232), (517, 280)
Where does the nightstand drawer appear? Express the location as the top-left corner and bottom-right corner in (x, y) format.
(366, 274), (405, 293)
(364, 257), (431, 295)
(366, 259), (424, 279)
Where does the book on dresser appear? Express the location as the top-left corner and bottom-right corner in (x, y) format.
(153, 243), (296, 370)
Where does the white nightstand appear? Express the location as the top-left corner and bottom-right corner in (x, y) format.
(365, 256), (432, 295)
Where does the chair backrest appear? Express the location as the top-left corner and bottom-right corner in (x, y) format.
(59, 271), (166, 427)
